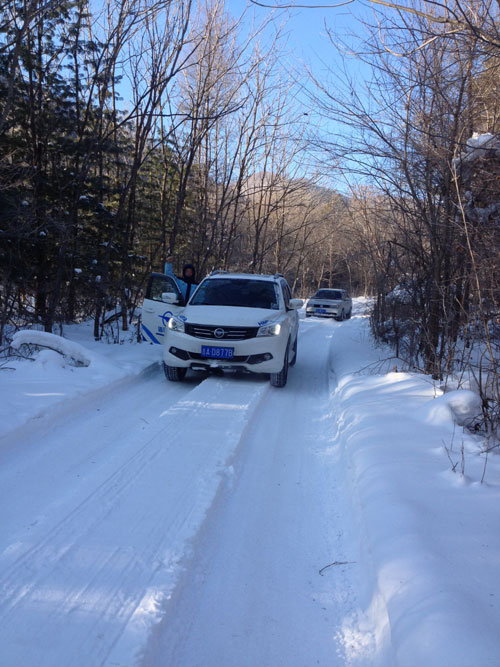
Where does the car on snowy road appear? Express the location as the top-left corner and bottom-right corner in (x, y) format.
(162, 272), (303, 387)
(305, 288), (352, 320)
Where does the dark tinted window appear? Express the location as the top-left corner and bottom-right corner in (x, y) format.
(190, 278), (279, 309)
(313, 289), (342, 300)
(146, 275), (181, 302)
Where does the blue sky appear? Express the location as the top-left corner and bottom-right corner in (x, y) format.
(228, 0), (374, 188)
(229, 0), (370, 77)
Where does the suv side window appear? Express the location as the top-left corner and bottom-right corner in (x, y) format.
(146, 274), (182, 302)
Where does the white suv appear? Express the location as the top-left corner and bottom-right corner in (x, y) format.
(162, 272), (303, 387)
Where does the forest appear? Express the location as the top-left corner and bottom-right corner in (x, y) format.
(1, 0), (499, 429)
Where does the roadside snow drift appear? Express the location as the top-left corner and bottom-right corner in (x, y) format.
(2, 324), (159, 438)
(334, 371), (499, 667)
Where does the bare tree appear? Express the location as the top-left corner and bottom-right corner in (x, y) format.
(308, 5), (490, 377)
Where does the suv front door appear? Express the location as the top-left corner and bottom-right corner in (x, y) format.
(141, 273), (184, 344)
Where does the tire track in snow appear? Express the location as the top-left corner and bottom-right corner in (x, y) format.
(0, 374), (269, 667)
(0, 368), (193, 560)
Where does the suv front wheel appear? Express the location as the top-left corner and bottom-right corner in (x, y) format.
(163, 362), (187, 381)
(270, 343), (289, 388)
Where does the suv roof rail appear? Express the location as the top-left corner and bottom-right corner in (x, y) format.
(210, 269), (229, 275)
(274, 273), (284, 279)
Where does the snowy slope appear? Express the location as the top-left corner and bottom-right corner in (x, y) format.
(0, 300), (499, 666)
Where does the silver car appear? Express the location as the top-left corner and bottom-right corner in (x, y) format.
(305, 288), (352, 320)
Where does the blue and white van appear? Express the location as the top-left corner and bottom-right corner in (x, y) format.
(140, 272), (185, 344)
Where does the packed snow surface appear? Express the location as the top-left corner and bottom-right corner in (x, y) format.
(0, 300), (498, 666)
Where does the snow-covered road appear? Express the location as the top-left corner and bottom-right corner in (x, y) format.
(141, 321), (370, 667)
(1, 302), (499, 667)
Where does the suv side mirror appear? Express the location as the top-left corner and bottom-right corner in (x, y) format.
(288, 298), (303, 310)
(162, 292), (180, 304)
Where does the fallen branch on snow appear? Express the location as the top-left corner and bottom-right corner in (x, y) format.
(10, 330), (92, 367)
(319, 560), (357, 576)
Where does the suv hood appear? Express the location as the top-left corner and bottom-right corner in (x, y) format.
(180, 305), (281, 326)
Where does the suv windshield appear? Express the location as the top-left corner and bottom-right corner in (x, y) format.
(314, 289), (343, 300)
(190, 278), (279, 309)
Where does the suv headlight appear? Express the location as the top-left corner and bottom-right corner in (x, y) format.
(257, 322), (281, 337)
(168, 317), (185, 333)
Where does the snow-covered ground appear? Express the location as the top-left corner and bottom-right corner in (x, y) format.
(0, 299), (499, 666)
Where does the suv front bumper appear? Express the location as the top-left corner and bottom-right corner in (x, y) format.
(306, 304), (340, 318)
(163, 330), (287, 373)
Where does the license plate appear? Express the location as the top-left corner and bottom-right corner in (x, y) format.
(201, 345), (234, 359)
(315, 308), (327, 314)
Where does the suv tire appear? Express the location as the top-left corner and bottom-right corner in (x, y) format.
(270, 343), (289, 388)
(163, 362), (187, 381)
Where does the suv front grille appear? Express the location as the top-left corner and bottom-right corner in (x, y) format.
(185, 323), (258, 340)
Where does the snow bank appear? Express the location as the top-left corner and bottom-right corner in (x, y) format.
(1, 326), (160, 439)
(419, 388), (483, 428)
(334, 371), (500, 667)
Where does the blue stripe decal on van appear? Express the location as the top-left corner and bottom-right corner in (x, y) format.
(141, 323), (161, 345)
